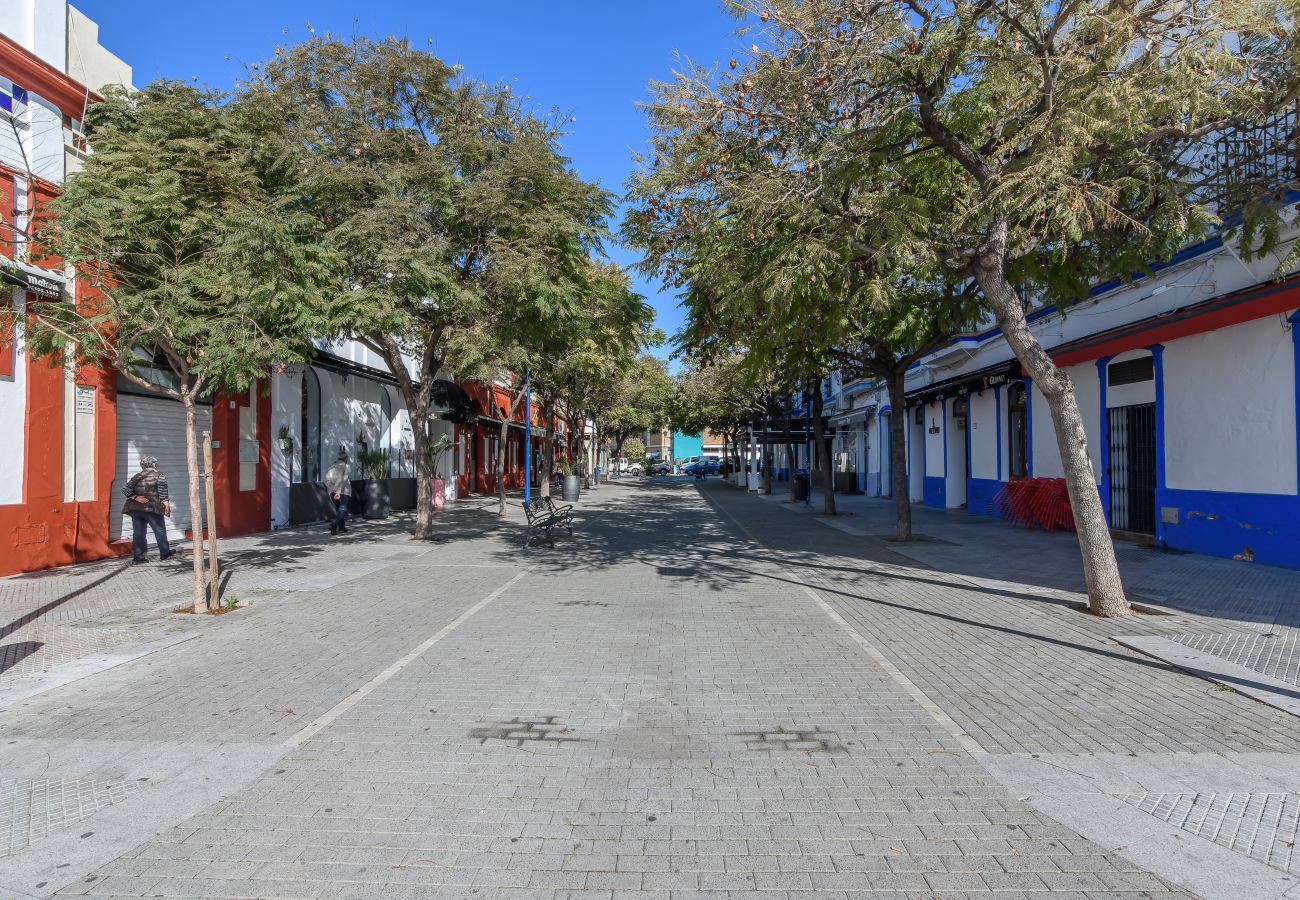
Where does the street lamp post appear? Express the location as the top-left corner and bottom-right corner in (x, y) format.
(524, 369), (532, 505)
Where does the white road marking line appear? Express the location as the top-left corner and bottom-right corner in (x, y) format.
(798, 583), (986, 755)
(704, 485), (986, 756)
(284, 569), (531, 747)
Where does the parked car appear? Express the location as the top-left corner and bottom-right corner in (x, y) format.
(647, 460), (671, 476)
(625, 461), (643, 476)
(685, 457), (721, 478)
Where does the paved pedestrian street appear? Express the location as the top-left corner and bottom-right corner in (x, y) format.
(3, 480), (1300, 899)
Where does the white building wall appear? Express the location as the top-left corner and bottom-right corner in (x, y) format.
(944, 400), (966, 507)
(908, 413), (924, 501)
(64, 5), (131, 92)
(923, 400), (944, 478)
(0, 0), (67, 71)
(968, 391), (998, 481)
(0, 289), (27, 505)
(1165, 314), (1297, 495)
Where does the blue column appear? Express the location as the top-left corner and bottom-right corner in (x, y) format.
(1095, 356), (1114, 522)
(1290, 311), (1300, 493)
(1148, 345), (1166, 545)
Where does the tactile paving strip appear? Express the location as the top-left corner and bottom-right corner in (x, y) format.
(0, 778), (144, 857)
(1169, 629), (1300, 688)
(1117, 790), (1300, 874)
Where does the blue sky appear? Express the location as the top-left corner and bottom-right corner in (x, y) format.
(72, 1), (742, 364)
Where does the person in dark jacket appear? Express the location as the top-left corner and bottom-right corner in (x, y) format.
(122, 456), (174, 564)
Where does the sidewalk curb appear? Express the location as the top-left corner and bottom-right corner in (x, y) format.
(1115, 634), (1300, 717)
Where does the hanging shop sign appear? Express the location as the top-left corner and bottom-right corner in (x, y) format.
(0, 259), (65, 299)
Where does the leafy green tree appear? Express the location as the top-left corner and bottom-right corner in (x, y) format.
(602, 353), (676, 467)
(22, 82), (336, 612)
(629, 0), (1300, 616)
(620, 436), (648, 465)
(249, 37), (612, 539)
(541, 264), (657, 487)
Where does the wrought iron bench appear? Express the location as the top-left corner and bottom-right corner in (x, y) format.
(523, 498), (562, 548)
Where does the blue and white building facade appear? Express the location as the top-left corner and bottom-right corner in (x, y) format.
(827, 209), (1300, 569)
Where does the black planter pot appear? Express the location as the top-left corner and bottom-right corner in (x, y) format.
(350, 478), (391, 519)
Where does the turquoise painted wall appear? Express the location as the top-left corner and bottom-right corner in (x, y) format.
(671, 431), (704, 462)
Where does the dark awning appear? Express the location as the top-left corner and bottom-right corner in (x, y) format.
(750, 417), (836, 445)
(908, 359), (1021, 407)
(431, 379), (475, 423)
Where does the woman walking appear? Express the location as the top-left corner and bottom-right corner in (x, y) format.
(122, 456), (174, 564)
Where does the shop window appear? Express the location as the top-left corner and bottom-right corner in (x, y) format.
(1008, 383), (1028, 478)
(300, 367), (321, 483)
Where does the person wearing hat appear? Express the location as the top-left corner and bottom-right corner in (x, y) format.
(121, 456), (173, 564)
(323, 448), (352, 535)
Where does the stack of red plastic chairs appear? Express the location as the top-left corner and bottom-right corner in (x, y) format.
(992, 477), (1075, 532)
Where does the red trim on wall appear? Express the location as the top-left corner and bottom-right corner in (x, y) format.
(0, 33), (102, 121)
(0, 321), (117, 577)
(1049, 276), (1300, 368)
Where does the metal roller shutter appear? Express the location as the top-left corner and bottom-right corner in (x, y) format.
(110, 394), (211, 542)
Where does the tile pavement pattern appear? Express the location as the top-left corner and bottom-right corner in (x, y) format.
(0, 779), (144, 858)
(1, 479), (1297, 896)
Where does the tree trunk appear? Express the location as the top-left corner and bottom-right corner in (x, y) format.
(410, 405), (435, 539)
(612, 434), (627, 477)
(540, 395), (555, 499)
(497, 389), (526, 516)
(810, 389), (836, 515)
(973, 263), (1130, 617)
(181, 393), (206, 614)
(762, 449), (772, 494)
(886, 370), (912, 542)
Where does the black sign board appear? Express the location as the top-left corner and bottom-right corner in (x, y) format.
(1, 261), (63, 299)
(750, 417), (836, 445)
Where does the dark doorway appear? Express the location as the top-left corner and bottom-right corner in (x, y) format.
(1109, 403), (1157, 534)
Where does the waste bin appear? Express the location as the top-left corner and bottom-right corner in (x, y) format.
(792, 472), (810, 502)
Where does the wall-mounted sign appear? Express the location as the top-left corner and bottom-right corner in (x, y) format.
(238, 439), (260, 463)
(0, 259), (64, 299)
(75, 384), (95, 414)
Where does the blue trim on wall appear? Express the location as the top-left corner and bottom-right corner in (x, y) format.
(1290, 310), (1300, 490)
(924, 475), (946, 508)
(967, 477), (1001, 517)
(1096, 356), (1114, 523)
(994, 385), (1002, 482)
(1160, 488), (1298, 567)
(1023, 377), (1034, 476)
(866, 471), (880, 496)
(1149, 345), (1167, 546)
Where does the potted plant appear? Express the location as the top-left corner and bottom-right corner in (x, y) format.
(427, 434), (454, 512)
(561, 457), (582, 502)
